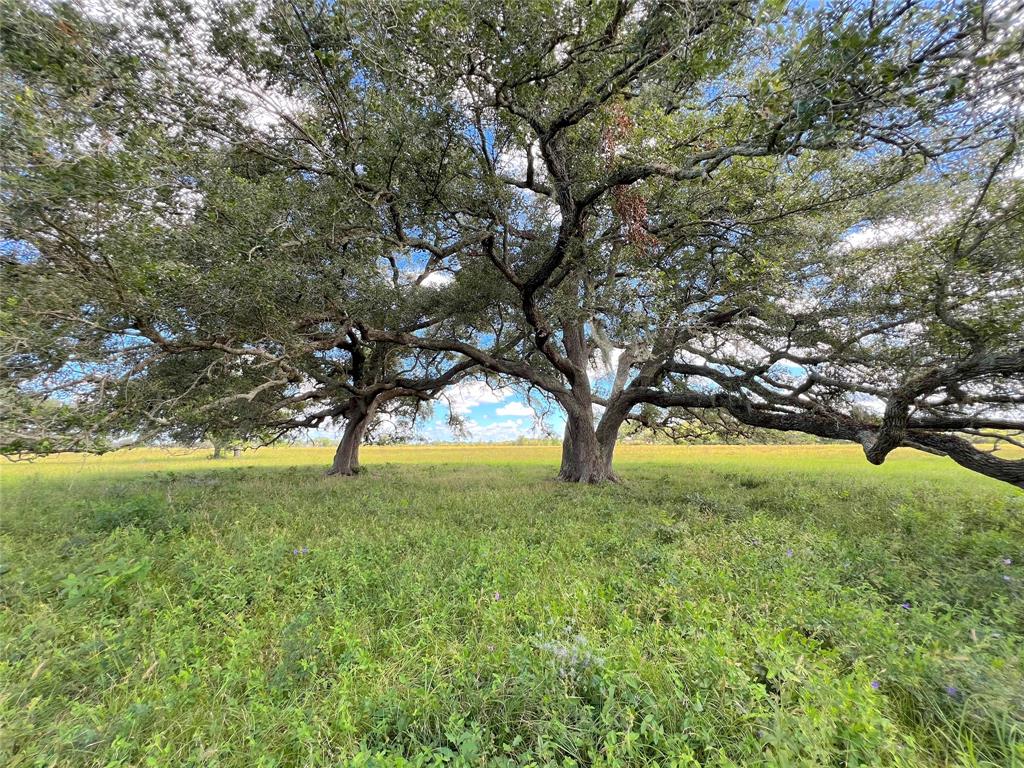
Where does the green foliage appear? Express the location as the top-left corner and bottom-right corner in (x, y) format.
(2, 445), (1022, 766)
(2, 0), (1020, 485)
(86, 493), (186, 535)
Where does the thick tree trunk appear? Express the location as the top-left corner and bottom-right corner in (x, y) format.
(558, 407), (618, 483)
(326, 399), (378, 477)
(596, 428), (618, 481)
(594, 396), (635, 480)
(558, 390), (637, 483)
(559, 419), (576, 475)
(212, 443), (222, 459)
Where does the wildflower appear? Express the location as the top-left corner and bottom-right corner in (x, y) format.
(900, 602), (911, 610)
(785, 548), (794, 558)
(292, 548), (299, 555)
(870, 680), (880, 690)
(1003, 575), (1012, 583)
(945, 685), (959, 698)
(301, 546), (309, 555)
(1004, 558), (1013, 566)
(493, 591), (501, 601)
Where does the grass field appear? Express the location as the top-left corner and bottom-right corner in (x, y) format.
(2, 444), (1023, 767)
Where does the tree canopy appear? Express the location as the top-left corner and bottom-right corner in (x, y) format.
(2, 0), (1022, 486)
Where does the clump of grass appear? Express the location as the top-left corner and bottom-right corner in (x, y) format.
(1, 444), (1022, 766)
(87, 494), (185, 534)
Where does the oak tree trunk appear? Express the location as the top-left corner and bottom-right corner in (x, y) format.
(558, 407), (618, 483)
(555, 315), (621, 483)
(326, 399), (378, 476)
(594, 397), (634, 481)
(558, 390), (637, 483)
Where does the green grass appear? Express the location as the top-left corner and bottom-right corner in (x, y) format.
(2, 445), (1022, 767)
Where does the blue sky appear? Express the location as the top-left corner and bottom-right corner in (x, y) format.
(311, 371), (632, 444)
(400, 379), (567, 443)
(396, 353), (635, 443)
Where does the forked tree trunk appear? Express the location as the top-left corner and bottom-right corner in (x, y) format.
(326, 399), (378, 476)
(594, 397), (633, 481)
(558, 393), (636, 483)
(555, 316), (620, 484)
(558, 407), (618, 483)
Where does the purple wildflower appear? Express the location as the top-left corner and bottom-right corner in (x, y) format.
(870, 680), (881, 690)
(945, 685), (959, 698)
(785, 548), (794, 558)
(1004, 558), (1013, 566)
(301, 546), (309, 555)
(292, 548), (299, 555)
(493, 591), (501, 601)
(900, 602), (911, 610)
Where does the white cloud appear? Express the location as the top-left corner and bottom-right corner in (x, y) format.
(463, 418), (528, 441)
(442, 379), (515, 414)
(840, 219), (917, 250)
(457, 417), (551, 442)
(80, 0), (309, 133)
(777, 294), (820, 314)
(420, 271), (454, 288)
(495, 401), (535, 417)
(415, 416), (539, 443)
(838, 209), (959, 253)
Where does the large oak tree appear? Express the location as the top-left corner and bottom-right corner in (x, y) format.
(2, 0), (1022, 485)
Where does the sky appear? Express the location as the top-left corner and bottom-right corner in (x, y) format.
(369, 351), (636, 444)
(412, 379), (563, 443)
(310, 372), (633, 444)
(309, 353), (634, 444)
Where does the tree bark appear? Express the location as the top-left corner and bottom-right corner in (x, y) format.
(594, 396), (635, 481)
(558, 403), (619, 483)
(555, 315), (629, 484)
(211, 441), (222, 459)
(326, 398), (378, 476)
